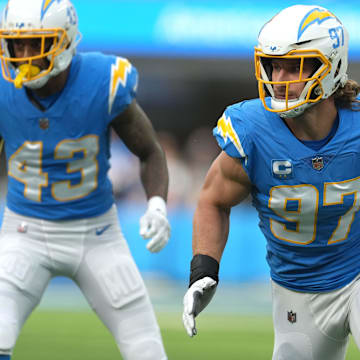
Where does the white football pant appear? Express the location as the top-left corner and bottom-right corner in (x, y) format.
(0, 205), (167, 360)
(272, 276), (360, 360)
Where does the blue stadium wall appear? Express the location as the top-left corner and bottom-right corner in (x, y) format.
(0, 202), (268, 283)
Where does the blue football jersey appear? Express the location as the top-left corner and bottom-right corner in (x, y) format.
(214, 97), (360, 292)
(0, 52), (138, 220)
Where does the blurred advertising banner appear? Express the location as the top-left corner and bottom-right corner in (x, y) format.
(1, 0), (359, 59)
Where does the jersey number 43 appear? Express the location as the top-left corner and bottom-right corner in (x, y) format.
(8, 135), (99, 202)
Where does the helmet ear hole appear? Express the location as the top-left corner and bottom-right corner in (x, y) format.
(311, 59), (322, 77)
(308, 58), (323, 99)
(311, 85), (322, 98)
(334, 60), (342, 79)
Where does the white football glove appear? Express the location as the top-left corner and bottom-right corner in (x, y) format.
(139, 196), (170, 253)
(182, 276), (217, 337)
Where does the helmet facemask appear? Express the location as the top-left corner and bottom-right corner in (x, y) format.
(255, 49), (331, 118)
(0, 29), (70, 88)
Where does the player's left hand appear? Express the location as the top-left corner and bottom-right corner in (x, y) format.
(139, 196), (170, 253)
(182, 276), (217, 337)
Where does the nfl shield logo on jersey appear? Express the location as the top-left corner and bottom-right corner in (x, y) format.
(312, 156), (324, 171)
(39, 118), (49, 130)
(287, 311), (297, 324)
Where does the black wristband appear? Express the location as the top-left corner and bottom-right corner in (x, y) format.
(189, 254), (219, 287)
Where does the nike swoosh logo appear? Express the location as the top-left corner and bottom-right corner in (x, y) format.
(95, 224), (111, 236)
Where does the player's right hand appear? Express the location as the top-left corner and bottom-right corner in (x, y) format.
(182, 276), (217, 337)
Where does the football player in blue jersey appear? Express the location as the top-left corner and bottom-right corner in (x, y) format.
(0, 0), (170, 359)
(183, 4), (360, 360)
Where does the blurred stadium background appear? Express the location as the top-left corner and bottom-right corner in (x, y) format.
(0, 0), (360, 358)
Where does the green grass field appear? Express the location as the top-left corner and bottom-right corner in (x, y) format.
(12, 310), (359, 359)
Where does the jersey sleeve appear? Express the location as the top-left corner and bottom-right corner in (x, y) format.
(108, 56), (138, 120)
(213, 103), (252, 164)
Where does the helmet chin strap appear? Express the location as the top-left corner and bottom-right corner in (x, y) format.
(270, 76), (322, 118)
(21, 57), (67, 90)
(23, 72), (51, 89)
(274, 99), (318, 118)
(279, 107), (306, 118)
(24, 48), (75, 89)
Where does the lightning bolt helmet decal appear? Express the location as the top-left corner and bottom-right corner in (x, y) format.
(298, 8), (336, 40)
(41, 0), (61, 20)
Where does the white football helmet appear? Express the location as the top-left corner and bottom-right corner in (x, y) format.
(255, 5), (349, 118)
(0, 0), (82, 89)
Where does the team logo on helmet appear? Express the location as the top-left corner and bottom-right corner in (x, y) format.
(41, 0), (59, 20)
(298, 8), (336, 40)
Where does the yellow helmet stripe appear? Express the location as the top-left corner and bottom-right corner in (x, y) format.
(298, 8), (335, 40)
(41, 0), (57, 20)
